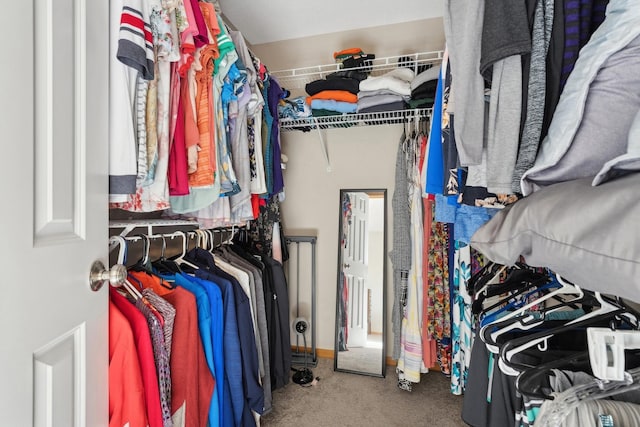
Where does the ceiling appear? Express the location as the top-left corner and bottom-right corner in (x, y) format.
(219, 0), (444, 45)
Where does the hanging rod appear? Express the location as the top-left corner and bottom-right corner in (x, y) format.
(109, 219), (200, 237)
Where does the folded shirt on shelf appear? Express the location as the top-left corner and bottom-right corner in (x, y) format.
(357, 93), (407, 112)
(310, 99), (357, 113)
(359, 68), (415, 96)
(305, 77), (361, 96)
(333, 47), (364, 62)
(411, 80), (438, 100)
(358, 100), (407, 114)
(407, 97), (435, 109)
(312, 108), (343, 117)
(326, 70), (369, 81)
(342, 53), (376, 71)
(306, 90), (358, 104)
(410, 66), (440, 92)
(358, 88), (411, 101)
(411, 80), (438, 99)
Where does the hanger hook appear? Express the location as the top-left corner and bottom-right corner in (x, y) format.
(160, 235), (167, 259)
(133, 234), (151, 265)
(177, 231), (188, 258)
(109, 235), (127, 265)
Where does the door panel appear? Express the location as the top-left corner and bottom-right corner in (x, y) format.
(343, 192), (369, 347)
(1, 0), (109, 425)
(34, 0), (89, 244)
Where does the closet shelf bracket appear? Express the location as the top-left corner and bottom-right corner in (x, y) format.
(315, 123), (331, 172)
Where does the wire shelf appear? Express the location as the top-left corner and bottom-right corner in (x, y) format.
(270, 51), (444, 88)
(279, 108), (432, 131)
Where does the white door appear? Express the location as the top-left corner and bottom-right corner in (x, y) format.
(343, 192), (370, 348)
(0, 0), (109, 425)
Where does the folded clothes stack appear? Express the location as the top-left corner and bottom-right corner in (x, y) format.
(357, 68), (414, 113)
(299, 48), (376, 117)
(408, 66), (440, 109)
(333, 48), (376, 72)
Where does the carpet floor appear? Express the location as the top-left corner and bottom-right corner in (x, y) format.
(261, 357), (467, 426)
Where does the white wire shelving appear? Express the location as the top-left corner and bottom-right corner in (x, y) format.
(270, 50), (444, 89)
(271, 51), (443, 171)
(279, 108), (432, 132)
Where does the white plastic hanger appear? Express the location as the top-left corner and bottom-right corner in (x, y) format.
(480, 274), (583, 353)
(108, 235), (142, 299)
(484, 282), (583, 354)
(167, 231), (199, 270)
(588, 327), (640, 381)
(499, 290), (624, 376)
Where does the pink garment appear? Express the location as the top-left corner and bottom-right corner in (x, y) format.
(178, 0), (197, 75)
(168, 80), (190, 196)
(189, 0), (209, 48)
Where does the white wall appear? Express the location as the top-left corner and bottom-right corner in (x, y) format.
(254, 17), (445, 357)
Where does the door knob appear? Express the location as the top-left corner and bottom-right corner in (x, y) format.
(343, 263), (351, 269)
(89, 260), (126, 291)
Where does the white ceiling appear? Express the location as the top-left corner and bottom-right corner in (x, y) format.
(219, 0), (444, 45)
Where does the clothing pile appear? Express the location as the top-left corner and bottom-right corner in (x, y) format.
(109, 0), (286, 228)
(110, 239), (291, 427)
(298, 48), (374, 117)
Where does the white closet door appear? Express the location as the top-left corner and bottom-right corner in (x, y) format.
(0, 0), (109, 425)
(343, 192), (370, 348)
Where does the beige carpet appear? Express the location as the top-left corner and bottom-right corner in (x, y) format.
(262, 357), (467, 427)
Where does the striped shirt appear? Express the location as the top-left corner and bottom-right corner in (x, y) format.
(118, 3), (154, 80)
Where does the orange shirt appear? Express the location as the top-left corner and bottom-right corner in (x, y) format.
(306, 90), (358, 104)
(189, 2), (221, 188)
(129, 271), (215, 427)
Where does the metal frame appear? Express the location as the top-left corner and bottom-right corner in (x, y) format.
(285, 235), (318, 367)
(334, 188), (387, 378)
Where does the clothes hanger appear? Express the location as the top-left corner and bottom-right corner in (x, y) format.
(474, 266), (551, 317)
(468, 261), (504, 298)
(127, 234), (153, 273)
(168, 231), (199, 270)
(481, 281), (572, 354)
(108, 235), (142, 300)
(478, 274), (583, 345)
(535, 366), (640, 427)
(498, 290), (630, 376)
(516, 351), (593, 400)
(151, 234), (182, 276)
(194, 229), (208, 250)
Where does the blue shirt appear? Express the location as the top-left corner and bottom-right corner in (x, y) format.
(192, 268), (244, 427)
(182, 274), (225, 427)
(426, 70), (444, 195)
(159, 273), (219, 427)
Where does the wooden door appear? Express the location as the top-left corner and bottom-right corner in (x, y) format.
(343, 192), (370, 348)
(0, 0), (109, 425)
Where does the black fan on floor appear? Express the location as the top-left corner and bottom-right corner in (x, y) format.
(291, 317), (314, 385)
